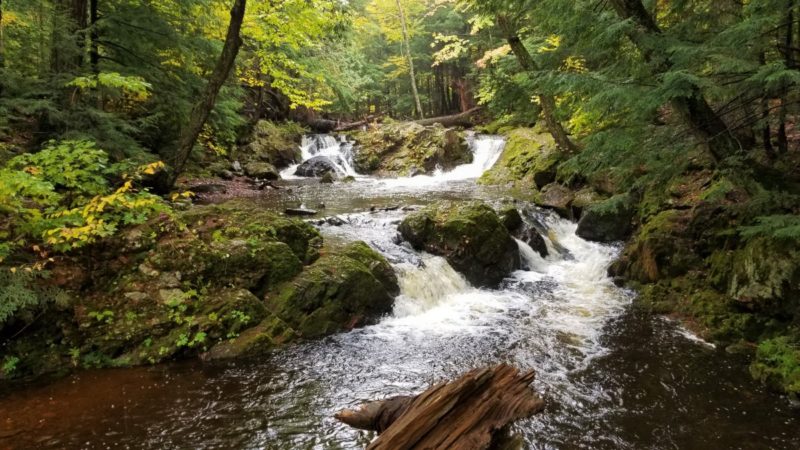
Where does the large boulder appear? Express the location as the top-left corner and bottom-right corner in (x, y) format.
(350, 123), (472, 176)
(479, 127), (562, 188)
(538, 183), (575, 219)
(295, 156), (339, 177)
(398, 201), (520, 287)
(244, 161), (279, 180)
(239, 120), (304, 169)
(576, 194), (637, 242)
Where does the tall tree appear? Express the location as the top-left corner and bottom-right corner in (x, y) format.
(608, 0), (741, 162)
(396, 0), (424, 118)
(168, 0), (247, 187)
(496, 15), (577, 154)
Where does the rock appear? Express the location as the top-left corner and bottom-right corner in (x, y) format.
(295, 156), (339, 177)
(571, 188), (604, 218)
(479, 127), (562, 188)
(499, 206), (548, 258)
(398, 201), (520, 287)
(239, 120), (304, 169)
(232, 160), (242, 173)
(498, 206), (523, 232)
(219, 169), (235, 180)
(342, 175), (357, 183)
(538, 183), (575, 219)
(244, 162), (279, 180)
(576, 194), (637, 242)
(285, 208), (318, 216)
(350, 123), (472, 176)
(320, 172), (336, 184)
(265, 241), (399, 339)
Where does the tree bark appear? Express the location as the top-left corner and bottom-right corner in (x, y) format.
(167, 0), (247, 187)
(396, 0), (424, 119)
(0, 0), (5, 96)
(778, 1), (794, 154)
(414, 106), (481, 128)
(90, 0), (99, 72)
(335, 364), (544, 450)
(608, 0), (740, 162)
(498, 17), (577, 154)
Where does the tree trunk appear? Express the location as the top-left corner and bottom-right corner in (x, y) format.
(498, 18), (577, 154)
(395, 0), (423, 119)
(335, 364), (544, 450)
(609, 0), (740, 162)
(167, 0), (246, 187)
(778, 1), (794, 154)
(0, 0), (5, 96)
(90, 0), (99, 72)
(414, 106), (481, 128)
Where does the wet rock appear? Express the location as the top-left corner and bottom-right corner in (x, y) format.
(295, 156), (338, 177)
(499, 206), (548, 258)
(350, 122), (472, 176)
(266, 241), (399, 340)
(538, 183), (575, 219)
(479, 127), (562, 188)
(219, 169), (235, 180)
(398, 201), (520, 287)
(320, 172), (336, 184)
(342, 175), (356, 183)
(576, 194), (637, 242)
(498, 206), (523, 232)
(285, 208), (318, 216)
(244, 162), (279, 180)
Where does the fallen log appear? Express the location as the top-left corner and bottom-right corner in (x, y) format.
(335, 115), (383, 132)
(335, 364), (544, 450)
(414, 107), (482, 128)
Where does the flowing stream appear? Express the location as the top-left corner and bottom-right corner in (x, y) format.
(1, 136), (798, 449)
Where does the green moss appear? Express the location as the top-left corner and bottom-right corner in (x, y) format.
(750, 336), (800, 396)
(479, 127), (560, 187)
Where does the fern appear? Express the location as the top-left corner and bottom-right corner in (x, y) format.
(739, 215), (800, 241)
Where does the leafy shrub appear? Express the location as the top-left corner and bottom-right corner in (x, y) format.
(0, 140), (169, 261)
(0, 269), (70, 330)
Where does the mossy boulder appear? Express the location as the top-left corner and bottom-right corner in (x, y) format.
(265, 241), (399, 340)
(398, 201), (520, 287)
(479, 127), (562, 188)
(239, 120), (305, 169)
(576, 194), (637, 242)
(350, 122), (472, 176)
(243, 161), (279, 180)
(609, 209), (699, 283)
(537, 183), (575, 219)
(498, 205), (548, 257)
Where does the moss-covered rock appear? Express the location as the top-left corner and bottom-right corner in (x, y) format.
(243, 161), (279, 180)
(537, 183), (575, 219)
(398, 201), (520, 287)
(576, 194), (637, 242)
(350, 122), (472, 176)
(479, 127), (561, 188)
(239, 120), (305, 169)
(263, 242), (398, 339)
(750, 336), (800, 397)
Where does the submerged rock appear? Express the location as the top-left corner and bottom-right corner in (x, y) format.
(320, 172), (336, 184)
(398, 201), (520, 287)
(295, 155), (339, 177)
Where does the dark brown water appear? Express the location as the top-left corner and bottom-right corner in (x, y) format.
(1, 136), (798, 449)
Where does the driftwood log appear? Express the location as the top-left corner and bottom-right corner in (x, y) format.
(335, 364), (544, 450)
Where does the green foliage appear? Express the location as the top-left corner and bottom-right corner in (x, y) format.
(0, 140), (168, 259)
(739, 215), (800, 241)
(751, 335), (800, 396)
(0, 269), (69, 329)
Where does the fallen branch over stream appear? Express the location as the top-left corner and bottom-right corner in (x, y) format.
(335, 364), (544, 450)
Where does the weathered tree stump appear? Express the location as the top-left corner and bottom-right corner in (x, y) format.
(335, 364), (544, 450)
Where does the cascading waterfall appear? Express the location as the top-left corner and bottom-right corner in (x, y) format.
(281, 132), (506, 187)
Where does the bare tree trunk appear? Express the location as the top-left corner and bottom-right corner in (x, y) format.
(167, 0), (246, 187)
(498, 17), (577, 154)
(609, 0), (740, 163)
(395, 0), (423, 119)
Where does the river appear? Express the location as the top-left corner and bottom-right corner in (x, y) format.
(0, 135), (797, 449)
